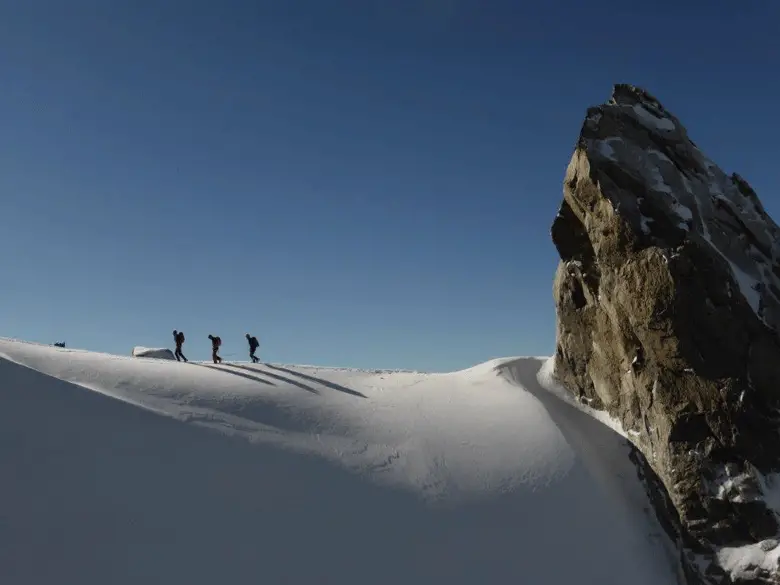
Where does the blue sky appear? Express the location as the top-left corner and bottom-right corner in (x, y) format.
(0, 1), (778, 371)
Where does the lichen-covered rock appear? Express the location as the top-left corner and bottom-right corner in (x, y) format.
(551, 84), (780, 584)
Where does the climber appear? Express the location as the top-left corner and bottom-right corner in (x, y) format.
(208, 334), (222, 364)
(173, 329), (187, 362)
(246, 333), (260, 363)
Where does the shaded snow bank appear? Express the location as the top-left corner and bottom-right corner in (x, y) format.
(0, 339), (682, 585)
(530, 355), (780, 583)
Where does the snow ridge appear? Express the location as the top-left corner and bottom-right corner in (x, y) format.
(0, 338), (682, 585)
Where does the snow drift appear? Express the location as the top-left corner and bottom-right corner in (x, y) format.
(0, 338), (681, 584)
(131, 346), (176, 360)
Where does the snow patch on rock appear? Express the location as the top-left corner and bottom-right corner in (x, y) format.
(717, 540), (780, 582)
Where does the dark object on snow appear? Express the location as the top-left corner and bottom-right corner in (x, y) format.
(246, 333), (260, 363)
(53, 342), (66, 348)
(207, 334), (222, 364)
(172, 330), (187, 362)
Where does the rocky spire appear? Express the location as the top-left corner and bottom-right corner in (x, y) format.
(551, 84), (780, 584)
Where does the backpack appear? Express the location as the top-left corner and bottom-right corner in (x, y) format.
(250, 336), (259, 349)
(215, 336), (222, 347)
(178, 332), (185, 344)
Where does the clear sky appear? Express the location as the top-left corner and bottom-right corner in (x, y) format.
(1, 1), (778, 371)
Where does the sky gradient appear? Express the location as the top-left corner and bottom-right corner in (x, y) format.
(1, 1), (778, 371)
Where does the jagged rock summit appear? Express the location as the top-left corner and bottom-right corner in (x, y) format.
(551, 84), (780, 584)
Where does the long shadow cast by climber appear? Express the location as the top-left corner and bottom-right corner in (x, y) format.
(225, 364), (320, 395)
(266, 365), (367, 398)
(195, 363), (277, 387)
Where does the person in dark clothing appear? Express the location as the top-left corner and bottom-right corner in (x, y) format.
(246, 333), (260, 363)
(208, 334), (222, 364)
(173, 330), (187, 362)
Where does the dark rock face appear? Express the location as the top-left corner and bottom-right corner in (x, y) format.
(552, 84), (780, 583)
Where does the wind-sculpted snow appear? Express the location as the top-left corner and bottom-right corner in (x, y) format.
(132, 346), (176, 360)
(0, 339), (681, 584)
(582, 84), (780, 330)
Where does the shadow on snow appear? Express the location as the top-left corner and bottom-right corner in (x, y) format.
(266, 364), (367, 398)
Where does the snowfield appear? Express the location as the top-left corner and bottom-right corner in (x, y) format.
(0, 338), (681, 584)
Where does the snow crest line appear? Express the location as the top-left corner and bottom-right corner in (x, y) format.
(0, 339), (682, 584)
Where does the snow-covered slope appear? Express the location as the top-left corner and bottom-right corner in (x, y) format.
(0, 338), (681, 584)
